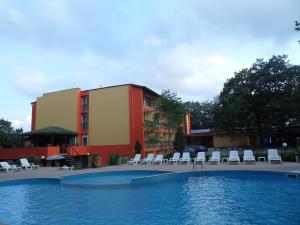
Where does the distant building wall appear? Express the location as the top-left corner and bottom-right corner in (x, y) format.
(35, 88), (79, 132)
(213, 134), (250, 147)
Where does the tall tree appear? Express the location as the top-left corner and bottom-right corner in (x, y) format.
(155, 90), (186, 150)
(214, 55), (300, 146)
(173, 127), (185, 152)
(185, 101), (216, 129)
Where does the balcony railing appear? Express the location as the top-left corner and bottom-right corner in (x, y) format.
(144, 141), (174, 149)
(144, 120), (177, 131)
(143, 97), (157, 109)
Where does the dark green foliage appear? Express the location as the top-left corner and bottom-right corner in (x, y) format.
(214, 55), (300, 145)
(185, 101), (216, 129)
(0, 119), (23, 148)
(155, 90), (186, 149)
(144, 120), (161, 147)
(109, 153), (120, 165)
(27, 155), (40, 165)
(134, 141), (142, 154)
(173, 127), (185, 152)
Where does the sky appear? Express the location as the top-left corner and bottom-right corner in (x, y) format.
(0, 0), (299, 131)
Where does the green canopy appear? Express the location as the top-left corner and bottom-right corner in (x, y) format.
(23, 126), (78, 136)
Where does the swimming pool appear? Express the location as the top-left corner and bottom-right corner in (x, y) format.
(0, 170), (299, 225)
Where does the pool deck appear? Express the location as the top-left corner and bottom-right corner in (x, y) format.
(1, 162), (300, 181)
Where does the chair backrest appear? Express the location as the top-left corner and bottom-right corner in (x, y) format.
(182, 152), (190, 160)
(155, 155), (163, 161)
(244, 150), (254, 158)
(197, 152), (205, 160)
(229, 151), (239, 159)
(134, 154), (141, 160)
(173, 152), (180, 160)
(146, 154), (154, 160)
(268, 149), (279, 159)
(212, 151), (220, 160)
(0, 162), (10, 168)
(20, 158), (30, 166)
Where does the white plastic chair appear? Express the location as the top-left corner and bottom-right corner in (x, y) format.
(142, 154), (154, 164)
(169, 152), (180, 164)
(228, 151), (240, 164)
(195, 152), (206, 164)
(209, 151), (221, 164)
(243, 150), (255, 163)
(153, 155), (164, 164)
(180, 152), (191, 164)
(20, 158), (39, 170)
(268, 149), (282, 164)
(0, 162), (21, 172)
(127, 154), (141, 165)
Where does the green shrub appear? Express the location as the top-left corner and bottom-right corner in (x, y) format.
(109, 153), (120, 165)
(27, 155), (40, 165)
(164, 152), (176, 159)
(134, 141), (142, 154)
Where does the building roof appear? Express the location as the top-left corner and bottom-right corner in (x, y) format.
(23, 126), (78, 136)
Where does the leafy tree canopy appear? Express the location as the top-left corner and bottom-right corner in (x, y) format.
(0, 118), (23, 148)
(214, 55), (300, 145)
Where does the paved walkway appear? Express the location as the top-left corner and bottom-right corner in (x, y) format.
(1, 162), (300, 181)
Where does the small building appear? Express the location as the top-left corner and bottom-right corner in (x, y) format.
(186, 129), (255, 148)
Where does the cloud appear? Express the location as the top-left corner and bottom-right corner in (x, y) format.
(13, 73), (48, 96)
(11, 114), (31, 131)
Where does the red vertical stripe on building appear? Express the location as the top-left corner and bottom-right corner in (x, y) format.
(31, 102), (36, 131)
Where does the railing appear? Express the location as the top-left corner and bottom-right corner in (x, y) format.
(143, 97), (157, 109)
(144, 120), (177, 131)
(144, 141), (174, 149)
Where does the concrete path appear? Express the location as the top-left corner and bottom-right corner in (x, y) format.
(1, 162), (300, 181)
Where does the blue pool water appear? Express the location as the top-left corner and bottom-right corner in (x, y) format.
(0, 170), (300, 225)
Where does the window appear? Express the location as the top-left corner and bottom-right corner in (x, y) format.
(81, 113), (88, 130)
(82, 135), (88, 146)
(81, 96), (89, 112)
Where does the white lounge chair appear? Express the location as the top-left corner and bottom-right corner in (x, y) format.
(127, 154), (141, 165)
(195, 152), (206, 164)
(169, 152), (180, 164)
(153, 155), (165, 164)
(142, 154), (154, 164)
(268, 149), (282, 164)
(180, 152), (191, 164)
(243, 150), (255, 163)
(209, 151), (220, 164)
(20, 158), (40, 170)
(228, 151), (240, 164)
(60, 165), (74, 170)
(0, 162), (21, 172)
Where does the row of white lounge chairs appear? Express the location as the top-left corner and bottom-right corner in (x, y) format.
(0, 158), (39, 172)
(127, 149), (282, 165)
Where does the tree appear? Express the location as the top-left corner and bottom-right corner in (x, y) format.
(144, 119), (161, 149)
(134, 141), (142, 154)
(173, 127), (185, 152)
(214, 55), (300, 146)
(185, 101), (216, 129)
(0, 119), (23, 148)
(155, 90), (186, 150)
